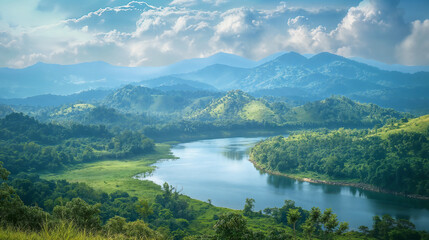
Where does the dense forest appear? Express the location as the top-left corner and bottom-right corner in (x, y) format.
(250, 115), (429, 196)
(0, 113), (154, 174)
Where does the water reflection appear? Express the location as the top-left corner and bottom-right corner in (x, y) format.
(320, 184), (342, 194)
(221, 149), (246, 160)
(266, 175), (295, 189)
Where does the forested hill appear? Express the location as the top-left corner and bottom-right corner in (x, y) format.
(250, 115), (429, 197)
(0, 113), (154, 174)
(190, 90), (407, 126)
(284, 96), (408, 126)
(191, 90), (278, 122)
(102, 85), (220, 114)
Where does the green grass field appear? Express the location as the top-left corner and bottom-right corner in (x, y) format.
(41, 143), (174, 200)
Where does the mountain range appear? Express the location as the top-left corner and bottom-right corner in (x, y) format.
(1, 51), (428, 113)
(0, 52), (280, 99)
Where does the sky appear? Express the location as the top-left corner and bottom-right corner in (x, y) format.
(0, 0), (429, 68)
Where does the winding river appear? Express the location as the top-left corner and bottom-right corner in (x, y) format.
(136, 136), (429, 230)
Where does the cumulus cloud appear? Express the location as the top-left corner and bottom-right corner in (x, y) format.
(396, 19), (429, 65)
(0, 0), (428, 68)
(332, 0), (410, 62)
(169, 0), (197, 7)
(170, 0), (228, 7)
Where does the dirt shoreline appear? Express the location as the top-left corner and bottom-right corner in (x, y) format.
(248, 158), (429, 201)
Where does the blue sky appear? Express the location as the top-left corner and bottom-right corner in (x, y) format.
(0, 0), (428, 68)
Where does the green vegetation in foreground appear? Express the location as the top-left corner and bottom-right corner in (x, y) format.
(250, 115), (429, 197)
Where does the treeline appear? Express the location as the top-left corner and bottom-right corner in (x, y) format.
(0, 163), (193, 239)
(250, 119), (429, 196)
(0, 113), (154, 174)
(212, 199), (428, 240)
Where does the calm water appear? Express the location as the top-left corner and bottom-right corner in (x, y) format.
(136, 136), (429, 230)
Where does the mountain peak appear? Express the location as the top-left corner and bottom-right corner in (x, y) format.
(309, 52), (347, 63)
(271, 51), (307, 66)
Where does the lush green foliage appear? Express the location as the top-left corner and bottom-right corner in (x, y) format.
(250, 115), (429, 196)
(0, 113), (154, 173)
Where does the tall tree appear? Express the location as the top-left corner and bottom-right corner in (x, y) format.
(243, 198), (255, 217)
(287, 208), (301, 240)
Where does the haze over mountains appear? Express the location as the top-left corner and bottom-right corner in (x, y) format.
(1, 51), (428, 114)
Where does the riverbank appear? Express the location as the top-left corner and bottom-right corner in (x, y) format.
(248, 158), (429, 201)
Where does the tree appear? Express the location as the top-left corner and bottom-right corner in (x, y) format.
(53, 198), (101, 230)
(104, 216), (127, 235)
(302, 218), (316, 240)
(136, 199), (153, 220)
(0, 163), (48, 230)
(243, 198), (255, 217)
(125, 219), (161, 239)
(214, 213), (248, 240)
(320, 208), (338, 239)
(287, 208), (301, 240)
(0, 162), (9, 180)
(336, 222), (349, 235)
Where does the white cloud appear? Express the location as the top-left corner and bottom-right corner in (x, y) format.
(331, 0), (410, 62)
(169, 0), (197, 7)
(287, 16), (307, 26)
(0, 0), (428, 68)
(170, 0), (228, 7)
(396, 19), (429, 65)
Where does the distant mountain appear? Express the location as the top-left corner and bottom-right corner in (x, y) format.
(0, 61), (145, 98)
(179, 64), (251, 89)
(177, 52), (429, 113)
(2, 51), (428, 113)
(351, 57), (429, 73)
(0, 105), (14, 118)
(139, 76), (217, 91)
(0, 52), (278, 99)
(0, 89), (112, 107)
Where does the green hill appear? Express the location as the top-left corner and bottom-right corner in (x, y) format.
(285, 96), (408, 126)
(372, 114), (429, 139)
(103, 85), (218, 114)
(250, 115), (429, 196)
(192, 90), (279, 122)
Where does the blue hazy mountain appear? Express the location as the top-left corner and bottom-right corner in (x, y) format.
(351, 57), (429, 73)
(1, 51), (428, 113)
(138, 76), (217, 91)
(177, 52), (429, 113)
(0, 89), (112, 107)
(0, 52), (279, 99)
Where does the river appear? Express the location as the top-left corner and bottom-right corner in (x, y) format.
(136, 136), (429, 230)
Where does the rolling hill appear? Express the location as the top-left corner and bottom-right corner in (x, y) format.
(190, 90), (407, 126)
(102, 85), (220, 114)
